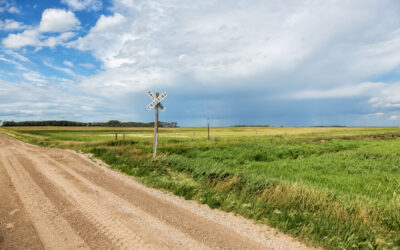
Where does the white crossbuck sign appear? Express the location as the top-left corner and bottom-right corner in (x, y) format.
(147, 91), (167, 111)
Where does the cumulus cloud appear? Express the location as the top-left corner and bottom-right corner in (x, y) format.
(2, 8), (80, 49)
(72, 12), (130, 68)
(61, 0), (102, 11)
(42, 32), (76, 48)
(0, 19), (29, 30)
(90, 13), (126, 33)
(39, 8), (80, 32)
(3, 30), (76, 49)
(2, 29), (40, 49)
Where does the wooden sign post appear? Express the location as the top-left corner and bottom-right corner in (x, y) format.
(207, 118), (210, 140)
(147, 91), (167, 158)
(153, 92), (159, 158)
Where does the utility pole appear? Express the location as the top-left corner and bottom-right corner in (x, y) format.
(147, 91), (167, 158)
(207, 117), (210, 140)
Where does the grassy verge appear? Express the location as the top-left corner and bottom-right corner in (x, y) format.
(2, 127), (400, 249)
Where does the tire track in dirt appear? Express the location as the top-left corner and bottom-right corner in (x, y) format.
(0, 157), (43, 250)
(11, 149), (153, 250)
(0, 151), (88, 250)
(14, 149), (212, 250)
(14, 154), (115, 250)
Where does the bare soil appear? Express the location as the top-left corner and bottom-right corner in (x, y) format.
(0, 134), (309, 249)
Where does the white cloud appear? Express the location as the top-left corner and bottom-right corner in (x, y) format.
(0, 56), (28, 71)
(7, 6), (18, 13)
(72, 12), (132, 68)
(64, 60), (74, 67)
(22, 71), (47, 85)
(4, 50), (30, 62)
(2, 29), (40, 49)
(42, 32), (76, 48)
(61, 0), (102, 11)
(2, 30), (75, 49)
(2, 8), (80, 49)
(90, 13), (126, 33)
(69, 0), (400, 100)
(389, 115), (400, 120)
(0, 19), (29, 30)
(0, 79), (113, 122)
(39, 8), (80, 32)
(43, 61), (77, 77)
(0, 1), (19, 13)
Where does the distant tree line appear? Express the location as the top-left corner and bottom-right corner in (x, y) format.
(101, 120), (178, 128)
(311, 125), (346, 127)
(2, 120), (178, 128)
(231, 125), (270, 127)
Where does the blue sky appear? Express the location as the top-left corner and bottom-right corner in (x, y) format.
(2, 0), (400, 126)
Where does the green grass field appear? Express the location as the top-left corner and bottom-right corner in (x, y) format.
(2, 126), (400, 249)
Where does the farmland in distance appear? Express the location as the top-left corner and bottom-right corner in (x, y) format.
(2, 126), (400, 249)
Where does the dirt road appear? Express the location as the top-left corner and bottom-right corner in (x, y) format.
(0, 134), (308, 249)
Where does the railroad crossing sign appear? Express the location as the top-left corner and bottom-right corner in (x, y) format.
(147, 91), (167, 158)
(147, 91), (166, 111)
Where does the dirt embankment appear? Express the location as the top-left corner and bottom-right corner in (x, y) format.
(0, 134), (309, 249)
